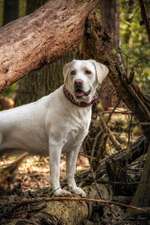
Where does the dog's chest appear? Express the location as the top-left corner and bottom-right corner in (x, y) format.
(62, 116), (90, 151)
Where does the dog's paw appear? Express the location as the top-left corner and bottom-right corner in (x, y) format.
(53, 188), (72, 197)
(69, 187), (87, 197)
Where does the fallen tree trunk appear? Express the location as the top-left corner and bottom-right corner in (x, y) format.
(0, 0), (97, 91)
(1, 197), (88, 225)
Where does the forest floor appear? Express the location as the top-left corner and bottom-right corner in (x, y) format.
(0, 153), (89, 192)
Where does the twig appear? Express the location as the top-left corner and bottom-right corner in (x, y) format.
(99, 116), (122, 151)
(127, 114), (133, 150)
(79, 152), (96, 160)
(102, 110), (133, 115)
(90, 166), (103, 198)
(90, 130), (103, 164)
(3, 196), (150, 214)
(106, 97), (122, 124)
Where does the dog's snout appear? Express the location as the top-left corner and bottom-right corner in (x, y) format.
(74, 79), (83, 88)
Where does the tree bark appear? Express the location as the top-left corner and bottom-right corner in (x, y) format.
(99, 0), (120, 109)
(16, 55), (71, 104)
(0, 0), (98, 92)
(0, 198), (88, 225)
(100, 0), (119, 48)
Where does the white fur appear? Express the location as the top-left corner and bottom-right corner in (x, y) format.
(0, 59), (109, 196)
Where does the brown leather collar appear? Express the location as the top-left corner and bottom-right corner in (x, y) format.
(63, 86), (98, 107)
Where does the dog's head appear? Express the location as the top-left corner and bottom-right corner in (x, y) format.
(63, 59), (109, 103)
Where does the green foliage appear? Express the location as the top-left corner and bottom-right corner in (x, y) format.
(2, 84), (17, 97)
(120, 0), (150, 94)
(0, 0), (4, 25)
(19, 0), (26, 17)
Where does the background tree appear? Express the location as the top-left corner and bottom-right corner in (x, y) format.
(3, 0), (19, 25)
(15, 0), (74, 105)
(99, 0), (120, 109)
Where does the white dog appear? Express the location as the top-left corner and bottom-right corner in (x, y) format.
(0, 60), (108, 197)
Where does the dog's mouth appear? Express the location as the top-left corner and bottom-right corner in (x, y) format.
(74, 88), (91, 99)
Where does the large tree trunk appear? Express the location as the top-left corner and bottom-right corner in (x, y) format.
(99, 0), (119, 109)
(100, 0), (119, 48)
(0, 0), (98, 92)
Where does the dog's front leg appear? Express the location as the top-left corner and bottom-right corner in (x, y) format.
(49, 140), (71, 196)
(66, 147), (86, 197)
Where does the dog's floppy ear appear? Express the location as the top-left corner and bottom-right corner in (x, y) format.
(90, 60), (109, 84)
(63, 60), (75, 82)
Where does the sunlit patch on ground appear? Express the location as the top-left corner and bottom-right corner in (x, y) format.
(0, 154), (90, 192)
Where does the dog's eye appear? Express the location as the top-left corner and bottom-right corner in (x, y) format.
(70, 70), (76, 76)
(85, 69), (92, 75)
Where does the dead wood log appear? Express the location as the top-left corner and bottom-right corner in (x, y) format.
(1, 200), (88, 225)
(2, 193), (150, 225)
(0, 194), (97, 225)
(0, 0), (98, 92)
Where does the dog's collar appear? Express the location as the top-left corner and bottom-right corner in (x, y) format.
(63, 86), (98, 107)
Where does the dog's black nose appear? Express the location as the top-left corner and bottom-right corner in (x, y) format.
(74, 79), (83, 88)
